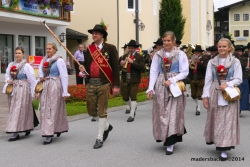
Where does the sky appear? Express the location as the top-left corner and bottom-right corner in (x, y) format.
(214, 0), (242, 11)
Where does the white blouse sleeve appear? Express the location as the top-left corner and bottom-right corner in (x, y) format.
(38, 59), (44, 78)
(226, 59), (242, 87)
(57, 59), (70, 97)
(23, 64), (37, 97)
(202, 60), (213, 98)
(168, 51), (189, 83)
(146, 53), (160, 94)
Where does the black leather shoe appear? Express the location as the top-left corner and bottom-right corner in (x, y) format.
(93, 139), (103, 149)
(166, 150), (173, 155)
(220, 156), (227, 161)
(91, 118), (96, 122)
(25, 130), (30, 136)
(103, 124), (113, 142)
(43, 138), (53, 145)
(195, 110), (200, 116)
(8, 134), (20, 142)
(57, 133), (61, 137)
(127, 116), (134, 122)
(125, 109), (130, 114)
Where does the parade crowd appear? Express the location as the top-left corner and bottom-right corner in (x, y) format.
(3, 21), (250, 161)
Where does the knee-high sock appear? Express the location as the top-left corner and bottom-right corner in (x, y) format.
(197, 100), (201, 111)
(125, 101), (130, 110)
(130, 101), (137, 118)
(97, 118), (107, 141)
(194, 99), (198, 106)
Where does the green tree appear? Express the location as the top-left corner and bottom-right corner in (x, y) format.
(159, 0), (186, 40)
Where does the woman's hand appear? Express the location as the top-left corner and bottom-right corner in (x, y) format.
(163, 80), (171, 87)
(40, 77), (45, 82)
(7, 80), (13, 84)
(147, 90), (153, 100)
(35, 93), (39, 100)
(63, 96), (67, 101)
(218, 83), (228, 91)
(203, 98), (209, 109)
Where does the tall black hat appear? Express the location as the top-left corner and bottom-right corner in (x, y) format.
(126, 40), (139, 47)
(88, 24), (108, 38)
(152, 45), (157, 49)
(153, 38), (163, 45)
(235, 45), (244, 52)
(206, 46), (211, 51)
(181, 45), (188, 49)
(192, 45), (204, 53)
(210, 46), (218, 52)
(247, 42), (250, 49)
(121, 43), (127, 49)
(176, 40), (182, 45)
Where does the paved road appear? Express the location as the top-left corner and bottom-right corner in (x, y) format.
(0, 97), (249, 167)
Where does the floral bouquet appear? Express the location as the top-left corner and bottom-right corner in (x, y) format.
(163, 57), (171, 72)
(62, 0), (74, 11)
(50, 0), (61, 10)
(10, 65), (18, 79)
(43, 61), (49, 74)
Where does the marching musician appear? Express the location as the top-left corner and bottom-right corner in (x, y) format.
(119, 40), (145, 122)
(3, 47), (38, 141)
(188, 45), (208, 116)
(235, 46), (249, 113)
(79, 23), (120, 149)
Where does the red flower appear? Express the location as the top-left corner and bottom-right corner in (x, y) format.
(217, 65), (225, 73)
(10, 66), (17, 71)
(43, 62), (49, 68)
(163, 57), (168, 63)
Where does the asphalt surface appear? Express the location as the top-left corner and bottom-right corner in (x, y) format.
(0, 96), (249, 167)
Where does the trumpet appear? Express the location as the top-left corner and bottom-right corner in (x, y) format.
(121, 54), (130, 72)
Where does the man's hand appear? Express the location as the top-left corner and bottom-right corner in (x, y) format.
(194, 59), (200, 63)
(112, 87), (120, 96)
(120, 60), (126, 66)
(127, 57), (134, 64)
(79, 65), (86, 72)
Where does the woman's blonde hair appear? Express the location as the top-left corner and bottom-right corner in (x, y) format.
(162, 31), (176, 42)
(46, 42), (58, 51)
(218, 38), (235, 53)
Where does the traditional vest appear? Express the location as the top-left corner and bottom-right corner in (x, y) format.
(212, 63), (234, 81)
(17, 70), (28, 80)
(49, 61), (60, 77)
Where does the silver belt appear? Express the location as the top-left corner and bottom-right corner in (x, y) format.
(126, 73), (131, 79)
(89, 78), (102, 86)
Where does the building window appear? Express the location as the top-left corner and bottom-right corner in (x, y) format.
(35, 36), (46, 56)
(18, 35), (30, 55)
(234, 30), (240, 37)
(128, 0), (134, 9)
(243, 14), (249, 21)
(0, 34), (14, 73)
(234, 14), (240, 21)
(244, 30), (249, 37)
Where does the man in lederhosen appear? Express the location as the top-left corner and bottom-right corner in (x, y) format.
(188, 45), (208, 116)
(119, 40), (145, 122)
(79, 23), (120, 149)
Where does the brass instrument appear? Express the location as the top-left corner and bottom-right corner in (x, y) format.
(189, 55), (199, 69)
(122, 54), (130, 72)
(186, 43), (195, 58)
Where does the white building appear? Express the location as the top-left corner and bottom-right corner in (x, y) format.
(0, 0), (71, 75)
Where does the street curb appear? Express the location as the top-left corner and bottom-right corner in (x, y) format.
(0, 100), (153, 140)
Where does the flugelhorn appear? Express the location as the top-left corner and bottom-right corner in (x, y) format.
(121, 54), (130, 72)
(40, 20), (88, 76)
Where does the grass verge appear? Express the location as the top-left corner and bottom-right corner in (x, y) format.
(32, 92), (148, 116)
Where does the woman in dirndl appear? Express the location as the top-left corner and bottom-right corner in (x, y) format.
(36, 42), (69, 145)
(202, 38), (242, 161)
(3, 47), (38, 141)
(146, 31), (189, 155)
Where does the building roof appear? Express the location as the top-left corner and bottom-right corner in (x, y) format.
(218, 0), (250, 11)
(66, 28), (88, 40)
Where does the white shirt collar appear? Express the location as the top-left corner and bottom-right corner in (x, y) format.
(96, 42), (103, 50)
